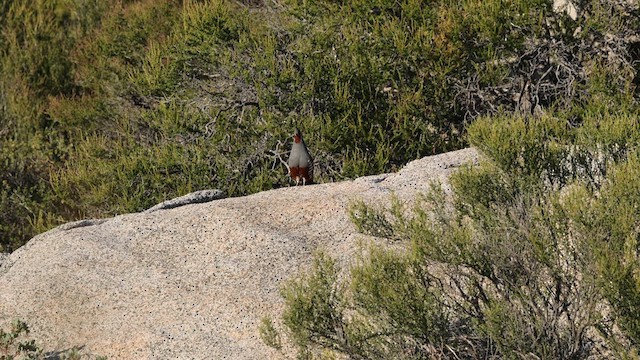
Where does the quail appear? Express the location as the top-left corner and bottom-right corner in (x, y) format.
(288, 128), (313, 185)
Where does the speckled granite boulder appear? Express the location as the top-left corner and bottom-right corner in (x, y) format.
(0, 148), (479, 359)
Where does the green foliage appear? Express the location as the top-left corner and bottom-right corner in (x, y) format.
(0, 0), (637, 255)
(258, 317), (281, 350)
(450, 161), (515, 213)
(0, 320), (107, 360)
(349, 200), (394, 239)
(572, 156), (640, 345)
(279, 248), (454, 359)
(462, 113), (640, 353)
(468, 113), (640, 190)
(0, 140), (60, 252)
(349, 245), (451, 356)
(467, 115), (569, 181)
(0, 320), (40, 360)
(281, 252), (348, 357)
(279, 108), (640, 358)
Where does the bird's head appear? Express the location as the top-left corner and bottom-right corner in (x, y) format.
(293, 128), (302, 144)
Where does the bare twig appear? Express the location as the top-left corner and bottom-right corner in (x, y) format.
(267, 140), (290, 173)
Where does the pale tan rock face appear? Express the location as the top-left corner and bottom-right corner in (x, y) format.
(0, 148), (479, 359)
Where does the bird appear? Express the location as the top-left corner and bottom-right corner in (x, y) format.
(287, 128), (313, 185)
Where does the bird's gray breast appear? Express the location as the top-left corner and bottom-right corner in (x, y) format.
(298, 146), (312, 167)
(289, 142), (311, 167)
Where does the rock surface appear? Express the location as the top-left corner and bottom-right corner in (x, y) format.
(0, 148), (479, 359)
(144, 189), (226, 213)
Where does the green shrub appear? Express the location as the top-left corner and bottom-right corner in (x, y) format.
(0, 319), (107, 359)
(0, 140), (59, 252)
(349, 245), (452, 357)
(349, 200), (394, 239)
(280, 253), (348, 357)
(258, 317), (281, 350)
(574, 156), (640, 345)
(277, 108), (640, 358)
(0, 0), (638, 252)
(0, 319), (41, 359)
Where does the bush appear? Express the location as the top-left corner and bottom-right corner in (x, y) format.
(0, 319), (107, 360)
(275, 108), (640, 358)
(0, 0), (638, 252)
(576, 156), (640, 346)
(280, 253), (348, 358)
(0, 320), (40, 359)
(258, 317), (282, 351)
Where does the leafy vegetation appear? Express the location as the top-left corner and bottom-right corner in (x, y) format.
(274, 113), (640, 359)
(0, 319), (105, 359)
(1, 0), (639, 357)
(0, 0), (458, 251)
(0, 320), (40, 359)
(257, 1), (640, 357)
(258, 316), (282, 350)
(3, 0), (635, 252)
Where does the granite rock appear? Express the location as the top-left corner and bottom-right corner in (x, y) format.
(0, 148), (479, 359)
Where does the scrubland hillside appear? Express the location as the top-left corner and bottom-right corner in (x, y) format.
(2, 0), (635, 253)
(1, 0), (640, 358)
